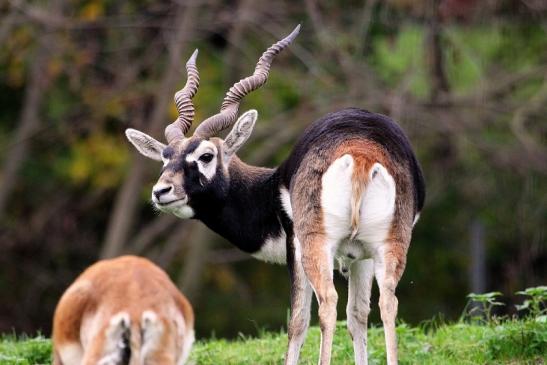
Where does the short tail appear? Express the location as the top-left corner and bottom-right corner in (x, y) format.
(349, 165), (369, 240)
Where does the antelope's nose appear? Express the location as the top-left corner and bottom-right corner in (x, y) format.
(153, 185), (173, 201)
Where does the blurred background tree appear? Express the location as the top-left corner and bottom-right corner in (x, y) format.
(0, 0), (545, 338)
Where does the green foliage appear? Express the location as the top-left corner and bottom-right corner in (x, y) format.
(485, 320), (547, 362)
(443, 25), (511, 94)
(372, 25), (428, 98)
(464, 292), (505, 323)
(0, 336), (51, 365)
(55, 133), (129, 189)
(516, 286), (547, 320)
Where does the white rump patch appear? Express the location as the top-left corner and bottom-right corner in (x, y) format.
(178, 329), (195, 365)
(252, 233), (287, 264)
(356, 163), (396, 244)
(98, 312), (130, 365)
(321, 154), (355, 241)
(140, 310), (164, 362)
(321, 157), (396, 261)
(58, 343), (83, 365)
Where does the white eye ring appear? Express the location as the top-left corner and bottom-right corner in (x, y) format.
(199, 153), (214, 164)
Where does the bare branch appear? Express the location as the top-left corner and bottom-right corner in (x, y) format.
(355, 0), (379, 56)
(510, 74), (547, 170)
(154, 222), (190, 268)
(207, 248), (251, 264)
(129, 214), (179, 255)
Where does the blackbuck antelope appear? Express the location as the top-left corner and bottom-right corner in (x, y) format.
(125, 25), (425, 365)
(52, 256), (194, 365)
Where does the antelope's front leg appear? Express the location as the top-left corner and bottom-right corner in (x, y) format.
(300, 233), (338, 365)
(285, 237), (313, 365)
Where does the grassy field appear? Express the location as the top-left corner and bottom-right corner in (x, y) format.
(1, 319), (545, 365)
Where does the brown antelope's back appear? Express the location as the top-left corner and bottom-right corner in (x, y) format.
(52, 256), (194, 365)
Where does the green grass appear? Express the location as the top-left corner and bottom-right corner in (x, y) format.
(1, 319), (545, 365)
(0, 336), (51, 365)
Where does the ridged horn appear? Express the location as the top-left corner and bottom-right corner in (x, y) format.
(194, 24), (300, 138)
(165, 49), (200, 143)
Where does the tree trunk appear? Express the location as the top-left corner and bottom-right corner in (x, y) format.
(0, 3), (60, 220)
(469, 219), (486, 294)
(426, 0), (449, 104)
(178, 221), (214, 302)
(100, 3), (200, 258)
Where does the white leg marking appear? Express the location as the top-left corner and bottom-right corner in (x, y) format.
(347, 259), (374, 365)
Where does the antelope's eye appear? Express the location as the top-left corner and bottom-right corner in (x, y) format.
(199, 153), (214, 163)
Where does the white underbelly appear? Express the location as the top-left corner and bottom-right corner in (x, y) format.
(251, 232), (287, 264)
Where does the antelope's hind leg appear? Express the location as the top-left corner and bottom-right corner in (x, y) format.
(292, 153), (356, 364)
(374, 240), (409, 365)
(300, 234), (338, 365)
(347, 259), (374, 365)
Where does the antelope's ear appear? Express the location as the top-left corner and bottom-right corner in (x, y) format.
(125, 128), (166, 162)
(223, 110), (258, 162)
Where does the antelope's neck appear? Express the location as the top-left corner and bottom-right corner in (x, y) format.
(194, 158), (286, 254)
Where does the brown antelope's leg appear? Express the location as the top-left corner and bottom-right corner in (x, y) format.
(374, 242), (408, 365)
(347, 259), (374, 365)
(140, 311), (180, 365)
(300, 233), (337, 365)
(285, 238), (313, 365)
(52, 350), (63, 365)
(81, 338), (104, 365)
(52, 283), (89, 365)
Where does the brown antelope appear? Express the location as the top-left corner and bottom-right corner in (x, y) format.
(125, 25), (425, 365)
(52, 256), (194, 365)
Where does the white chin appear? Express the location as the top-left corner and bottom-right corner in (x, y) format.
(155, 201), (195, 219)
(172, 205), (195, 219)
